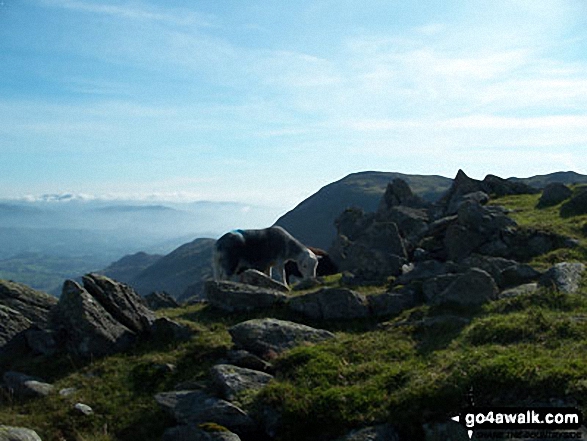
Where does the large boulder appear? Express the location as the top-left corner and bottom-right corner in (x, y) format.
(537, 182), (573, 208)
(0, 306), (31, 355)
(210, 364), (273, 402)
(239, 269), (289, 292)
(287, 288), (370, 320)
(560, 189), (587, 217)
(51, 280), (136, 358)
(368, 289), (418, 317)
(0, 426), (42, 441)
(0, 279), (57, 327)
(205, 281), (288, 313)
(82, 273), (155, 334)
(155, 390), (257, 435)
(378, 178), (428, 210)
(539, 262), (585, 293)
(228, 318), (336, 359)
(430, 268), (499, 307)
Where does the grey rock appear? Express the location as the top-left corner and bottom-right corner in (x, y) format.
(335, 424), (400, 441)
(287, 288), (370, 320)
(538, 182), (573, 208)
(0, 306), (31, 354)
(378, 178), (428, 210)
(0, 279), (57, 328)
(339, 243), (406, 282)
(239, 269), (289, 292)
(396, 260), (455, 285)
(144, 291), (180, 310)
(74, 403), (94, 415)
(82, 273), (155, 334)
(205, 281), (288, 313)
(155, 390), (257, 434)
(499, 264), (542, 288)
(228, 318), (336, 359)
(378, 206), (430, 247)
(150, 317), (193, 342)
(24, 327), (58, 356)
(51, 280), (136, 358)
(368, 290), (418, 317)
(422, 274), (461, 302)
(0, 426), (42, 441)
(226, 350), (273, 373)
(539, 262), (586, 293)
(560, 189), (587, 217)
(500, 283), (539, 298)
(59, 387), (77, 397)
(3, 371), (54, 398)
(444, 224), (485, 261)
(431, 268), (499, 307)
(334, 208), (376, 242)
(210, 364), (273, 401)
(162, 425), (241, 441)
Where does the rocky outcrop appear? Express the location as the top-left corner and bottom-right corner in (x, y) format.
(82, 273), (155, 334)
(49, 275), (191, 358)
(287, 288), (370, 320)
(0, 279), (57, 327)
(228, 318), (336, 359)
(429, 268), (499, 307)
(0, 426), (42, 441)
(51, 280), (137, 358)
(0, 306), (32, 355)
(205, 281), (288, 313)
(537, 182), (573, 208)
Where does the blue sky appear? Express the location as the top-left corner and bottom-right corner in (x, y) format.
(2, 0), (587, 210)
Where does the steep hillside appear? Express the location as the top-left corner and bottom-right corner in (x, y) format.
(129, 238), (215, 300)
(100, 252), (164, 284)
(274, 171), (452, 249)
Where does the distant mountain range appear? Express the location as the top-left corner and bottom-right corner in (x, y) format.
(3, 170), (586, 297)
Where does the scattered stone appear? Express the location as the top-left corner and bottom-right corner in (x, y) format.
(3, 371), (54, 399)
(238, 269), (289, 292)
(537, 182), (573, 208)
(210, 364), (273, 402)
(50, 280), (136, 358)
(205, 281), (288, 313)
(82, 273), (155, 334)
(287, 288), (370, 320)
(59, 387), (77, 397)
(155, 390), (257, 435)
(228, 318), (336, 359)
(499, 263), (542, 288)
(430, 268), (498, 307)
(539, 262), (586, 293)
(162, 425), (241, 441)
(74, 403), (94, 416)
(144, 291), (180, 310)
(500, 283), (539, 298)
(335, 424), (400, 441)
(226, 350), (273, 374)
(0, 426), (42, 441)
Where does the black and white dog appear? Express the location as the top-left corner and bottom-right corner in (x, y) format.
(213, 226), (318, 287)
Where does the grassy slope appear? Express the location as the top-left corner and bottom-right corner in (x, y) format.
(1, 192), (587, 441)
